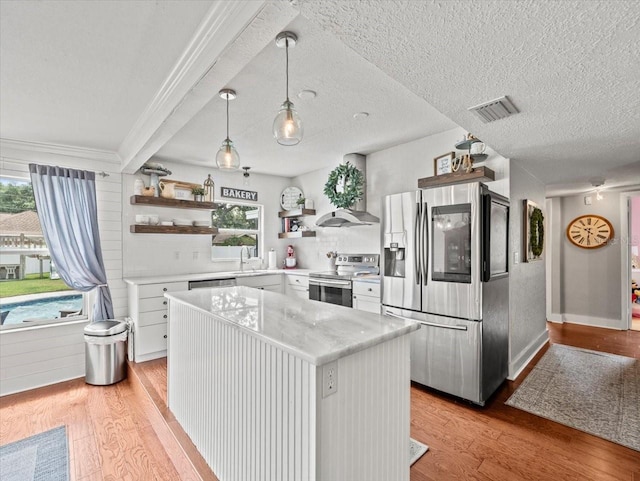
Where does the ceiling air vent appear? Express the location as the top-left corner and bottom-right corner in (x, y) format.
(468, 96), (519, 123)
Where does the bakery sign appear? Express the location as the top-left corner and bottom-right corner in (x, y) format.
(220, 187), (258, 202)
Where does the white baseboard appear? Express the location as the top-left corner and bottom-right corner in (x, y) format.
(562, 313), (625, 330)
(547, 313), (563, 323)
(508, 329), (549, 381)
(134, 350), (167, 363)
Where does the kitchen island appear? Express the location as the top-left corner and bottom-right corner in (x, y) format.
(165, 286), (419, 481)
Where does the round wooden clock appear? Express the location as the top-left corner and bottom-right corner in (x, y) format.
(566, 214), (614, 249)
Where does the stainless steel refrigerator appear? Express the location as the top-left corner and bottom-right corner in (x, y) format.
(381, 182), (509, 405)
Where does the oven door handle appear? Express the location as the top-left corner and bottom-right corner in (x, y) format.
(309, 278), (352, 287)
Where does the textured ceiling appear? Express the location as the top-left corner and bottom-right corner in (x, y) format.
(298, 0), (640, 190)
(1, 0), (638, 194)
(154, 14), (456, 177)
(0, 0), (213, 151)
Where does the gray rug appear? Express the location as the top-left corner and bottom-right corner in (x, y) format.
(409, 438), (429, 466)
(506, 344), (640, 451)
(0, 426), (69, 481)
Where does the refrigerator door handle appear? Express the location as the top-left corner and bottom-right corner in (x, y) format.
(417, 320), (468, 331)
(421, 201), (428, 285)
(383, 311), (468, 331)
(414, 201), (421, 285)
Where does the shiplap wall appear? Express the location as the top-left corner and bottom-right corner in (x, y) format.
(0, 145), (125, 396)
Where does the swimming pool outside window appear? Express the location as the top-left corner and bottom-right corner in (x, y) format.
(0, 176), (87, 329)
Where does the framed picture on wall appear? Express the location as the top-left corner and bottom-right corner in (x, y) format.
(523, 199), (544, 262)
(433, 152), (455, 176)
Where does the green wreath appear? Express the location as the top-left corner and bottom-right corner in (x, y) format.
(530, 207), (544, 257)
(323, 162), (364, 209)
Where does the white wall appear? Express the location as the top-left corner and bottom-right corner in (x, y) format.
(0, 144), (124, 395)
(507, 161), (548, 379)
(548, 190), (629, 329)
(122, 159), (292, 278)
(289, 127), (510, 270)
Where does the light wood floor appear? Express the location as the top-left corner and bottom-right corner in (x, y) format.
(2, 322), (639, 480)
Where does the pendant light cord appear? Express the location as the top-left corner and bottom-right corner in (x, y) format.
(285, 38), (290, 102)
(226, 94), (230, 141)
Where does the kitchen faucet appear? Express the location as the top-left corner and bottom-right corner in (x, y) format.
(240, 245), (251, 271)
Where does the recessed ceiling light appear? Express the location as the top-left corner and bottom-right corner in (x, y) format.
(297, 89), (317, 100)
(353, 112), (370, 120)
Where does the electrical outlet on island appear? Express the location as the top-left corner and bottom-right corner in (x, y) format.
(322, 361), (338, 398)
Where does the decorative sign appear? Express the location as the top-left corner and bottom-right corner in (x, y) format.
(220, 187), (258, 202)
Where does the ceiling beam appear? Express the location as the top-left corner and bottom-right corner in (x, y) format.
(119, 0), (299, 174)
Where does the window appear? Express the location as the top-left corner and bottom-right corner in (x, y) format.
(211, 202), (263, 261)
(0, 176), (86, 329)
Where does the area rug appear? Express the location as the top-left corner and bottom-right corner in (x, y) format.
(409, 438), (429, 466)
(506, 344), (640, 451)
(0, 426), (69, 481)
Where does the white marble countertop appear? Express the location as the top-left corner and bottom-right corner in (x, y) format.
(124, 268), (312, 285)
(165, 286), (418, 365)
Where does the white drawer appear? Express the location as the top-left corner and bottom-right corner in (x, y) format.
(237, 274), (281, 288)
(289, 285), (309, 300)
(136, 323), (167, 357)
(138, 281), (188, 299)
(139, 296), (168, 312)
(285, 274), (309, 287)
(139, 310), (168, 327)
(352, 281), (380, 298)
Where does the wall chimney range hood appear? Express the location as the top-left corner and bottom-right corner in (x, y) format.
(316, 154), (380, 228)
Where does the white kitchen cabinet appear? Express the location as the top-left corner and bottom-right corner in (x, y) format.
(236, 274), (283, 293)
(127, 280), (188, 361)
(352, 280), (381, 314)
(285, 273), (309, 300)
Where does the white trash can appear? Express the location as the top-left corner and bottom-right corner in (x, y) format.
(84, 320), (128, 385)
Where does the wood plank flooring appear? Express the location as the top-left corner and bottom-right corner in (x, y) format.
(2, 322), (639, 480)
(0, 364), (211, 481)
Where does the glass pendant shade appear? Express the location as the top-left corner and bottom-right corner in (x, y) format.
(273, 100), (303, 146)
(216, 139), (240, 170)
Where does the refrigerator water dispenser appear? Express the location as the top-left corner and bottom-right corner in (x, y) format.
(384, 243), (405, 277)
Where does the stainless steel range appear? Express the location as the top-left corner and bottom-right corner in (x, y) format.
(309, 254), (379, 307)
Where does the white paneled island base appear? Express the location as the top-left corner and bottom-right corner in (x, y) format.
(166, 287), (418, 481)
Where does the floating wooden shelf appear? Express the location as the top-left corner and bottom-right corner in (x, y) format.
(278, 208), (316, 218)
(130, 225), (218, 235)
(278, 231), (316, 239)
(418, 166), (495, 189)
(130, 195), (216, 210)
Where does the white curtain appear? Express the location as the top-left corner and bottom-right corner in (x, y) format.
(29, 164), (114, 321)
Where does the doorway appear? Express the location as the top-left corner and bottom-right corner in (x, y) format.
(629, 195), (640, 331)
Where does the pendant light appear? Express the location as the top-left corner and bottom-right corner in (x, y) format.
(242, 166), (251, 187)
(216, 89), (240, 170)
(273, 31), (303, 146)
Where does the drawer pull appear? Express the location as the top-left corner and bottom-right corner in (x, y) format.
(163, 314), (167, 319)
(163, 300), (167, 305)
(295, 279), (300, 283)
(163, 334), (167, 339)
(163, 287), (168, 292)
(367, 287), (372, 292)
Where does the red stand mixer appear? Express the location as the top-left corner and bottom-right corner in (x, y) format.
(284, 245), (297, 269)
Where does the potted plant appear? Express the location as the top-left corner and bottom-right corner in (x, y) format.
(296, 196), (306, 207)
(191, 186), (206, 202)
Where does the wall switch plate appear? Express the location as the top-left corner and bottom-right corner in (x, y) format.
(322, 361), (338, 398)
(514, 252), (519, 264)
(584, 196), (592, 205)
